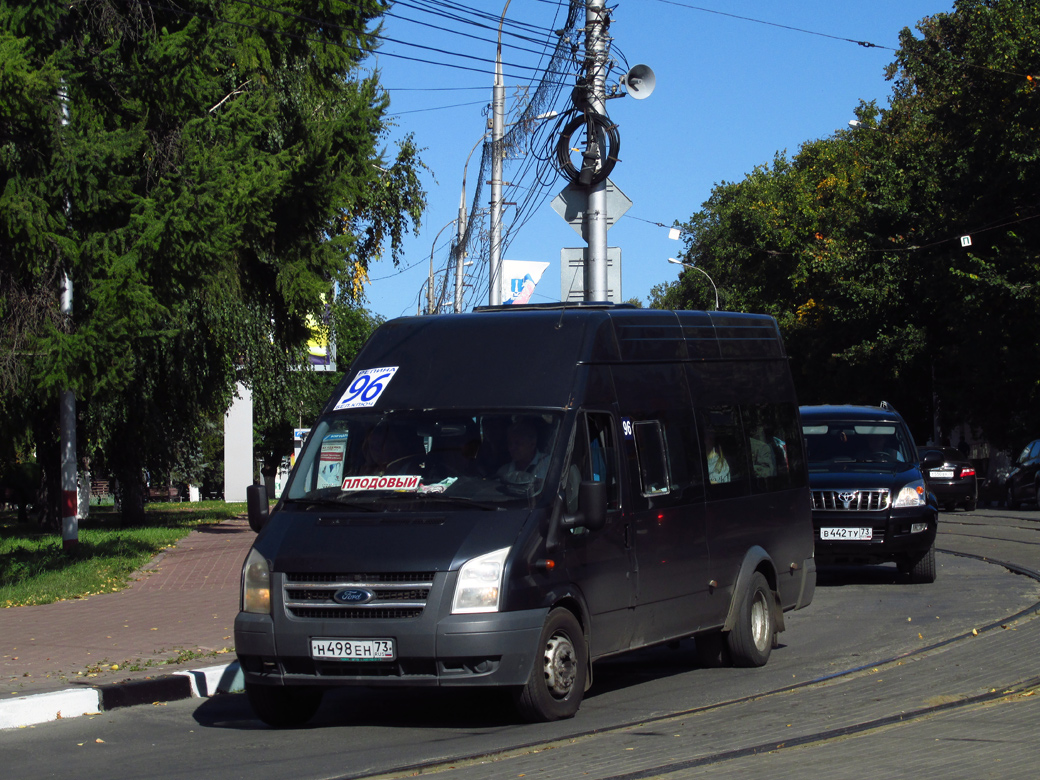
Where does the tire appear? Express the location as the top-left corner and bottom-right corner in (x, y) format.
(245, 682), (324, 728)
(726, 571), (774, 668)
(964, 498), (977, 512)
(694, 629), (728, 668)
(1007, 483), (1020, 510)
(514, 608), (587, 722)
(908, 542), (937, 584)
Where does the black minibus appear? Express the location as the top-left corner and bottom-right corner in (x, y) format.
(235, 304), (816, 725)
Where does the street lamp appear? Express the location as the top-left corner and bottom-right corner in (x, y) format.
(428, 218), (458, 315)
(667, 257), (720, 311)
(848, 119), (885, 132)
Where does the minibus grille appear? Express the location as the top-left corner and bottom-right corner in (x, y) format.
(289, 607), (425, 620)
(283, 572), (435, 620)
(811, 489), (890, 511)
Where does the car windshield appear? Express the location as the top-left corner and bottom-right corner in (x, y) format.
(284, 410), (562, 510)
(802, 421), (914, 472)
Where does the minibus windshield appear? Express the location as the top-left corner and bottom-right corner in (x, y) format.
(284, 410), (562, 509)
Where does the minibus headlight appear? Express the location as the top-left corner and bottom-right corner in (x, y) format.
(242, 547), (272, 614)
(893, 480), (927, 508)
(452, 547), (509, 614)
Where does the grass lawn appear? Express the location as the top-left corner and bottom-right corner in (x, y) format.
(0, 501), (246, 608)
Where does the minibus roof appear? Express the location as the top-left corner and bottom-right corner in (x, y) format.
(330, 305), (786, 412)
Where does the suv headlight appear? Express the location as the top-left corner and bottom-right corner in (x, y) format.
(241, 547), (272, 614)
(452, 547), (509, 614)
(893, 479), (927, 508)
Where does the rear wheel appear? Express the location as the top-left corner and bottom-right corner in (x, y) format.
(726, 571), (774, 668)
(515, 608), (587, 722)
(964, 498), (977, 512)
(245, 682), (324, 728)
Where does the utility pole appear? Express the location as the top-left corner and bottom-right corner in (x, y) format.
(489, 1), (510, 306)
(454, 188), (468, 313)
(584, 0), (609, 301)
(58, 83), (78, 551)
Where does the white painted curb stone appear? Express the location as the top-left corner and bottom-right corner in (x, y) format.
(0, 661), (243, 730)
(0, 688), (100, 729)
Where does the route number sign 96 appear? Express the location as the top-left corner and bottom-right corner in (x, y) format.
(334, 367), (399, 410)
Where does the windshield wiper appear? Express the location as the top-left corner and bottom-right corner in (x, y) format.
(283, 495), (381, 512)
(413, 494), (503, 511)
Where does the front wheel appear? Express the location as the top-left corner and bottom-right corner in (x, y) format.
(514, 608), (587, 722)
(1007, 483), (1020, 510)
(726, 571), (775, 668)
(245, 682), (324, 728)
(906, 542), (937, 584)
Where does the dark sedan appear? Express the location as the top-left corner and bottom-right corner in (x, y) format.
(918, 446), (977, 511)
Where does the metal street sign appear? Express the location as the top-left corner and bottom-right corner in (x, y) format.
(551, 178), (632, 241)
(561, 247), (622, 302)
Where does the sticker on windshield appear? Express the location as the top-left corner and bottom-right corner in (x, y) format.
(341, 475), (421, 492)
(334, 367), (399, 410)
(317, 440), (346, 489)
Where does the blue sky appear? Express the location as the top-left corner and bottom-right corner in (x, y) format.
(360, 1), (952, 320)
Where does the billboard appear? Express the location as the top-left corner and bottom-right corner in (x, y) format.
(500, 260), (550, 305)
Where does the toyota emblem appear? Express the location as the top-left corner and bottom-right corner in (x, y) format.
(837, 491), (859, 508)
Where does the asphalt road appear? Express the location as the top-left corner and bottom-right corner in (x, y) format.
(3, 506), (1040, 780)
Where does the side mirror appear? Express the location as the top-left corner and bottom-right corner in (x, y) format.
(560, 480), (607, 532)
(246, 484), (270, 532)
(579, 480), (607, 531)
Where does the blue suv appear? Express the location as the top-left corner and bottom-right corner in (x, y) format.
(800, 404), (941, 583)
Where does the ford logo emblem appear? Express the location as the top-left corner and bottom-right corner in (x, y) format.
(333, 588), (375, 605)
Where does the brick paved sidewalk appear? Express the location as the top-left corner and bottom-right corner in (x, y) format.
(0, 516), (255, 698)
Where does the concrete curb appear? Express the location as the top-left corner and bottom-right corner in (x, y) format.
(0, 661), (243, 730)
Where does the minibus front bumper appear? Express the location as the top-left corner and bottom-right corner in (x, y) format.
(235, 605), (548, 689)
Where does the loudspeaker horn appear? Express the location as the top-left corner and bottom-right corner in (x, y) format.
(621, 64), (656, 100)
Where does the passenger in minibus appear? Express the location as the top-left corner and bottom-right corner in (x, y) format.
(749, 433), (778, 478)
(497, 418), (549, 482)
(704, 427), (731, 484)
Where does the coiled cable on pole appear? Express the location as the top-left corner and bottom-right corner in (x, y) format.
(554, 110), (620, 186)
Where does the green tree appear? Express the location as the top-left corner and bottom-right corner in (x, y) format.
(1, 1), (424, 525)
(881, 0), (1040, 447)
(667, 0), (1040, 445)
(253, 305), (385, 492)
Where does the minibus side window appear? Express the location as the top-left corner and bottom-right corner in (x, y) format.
(611, 363), (701, 504)
(588, 413), (620, 509)
(567, 413), (620, 513)
(698, 405), (749, 498)
(742, 403), (803, 493)
(633, 421), (670, 496)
